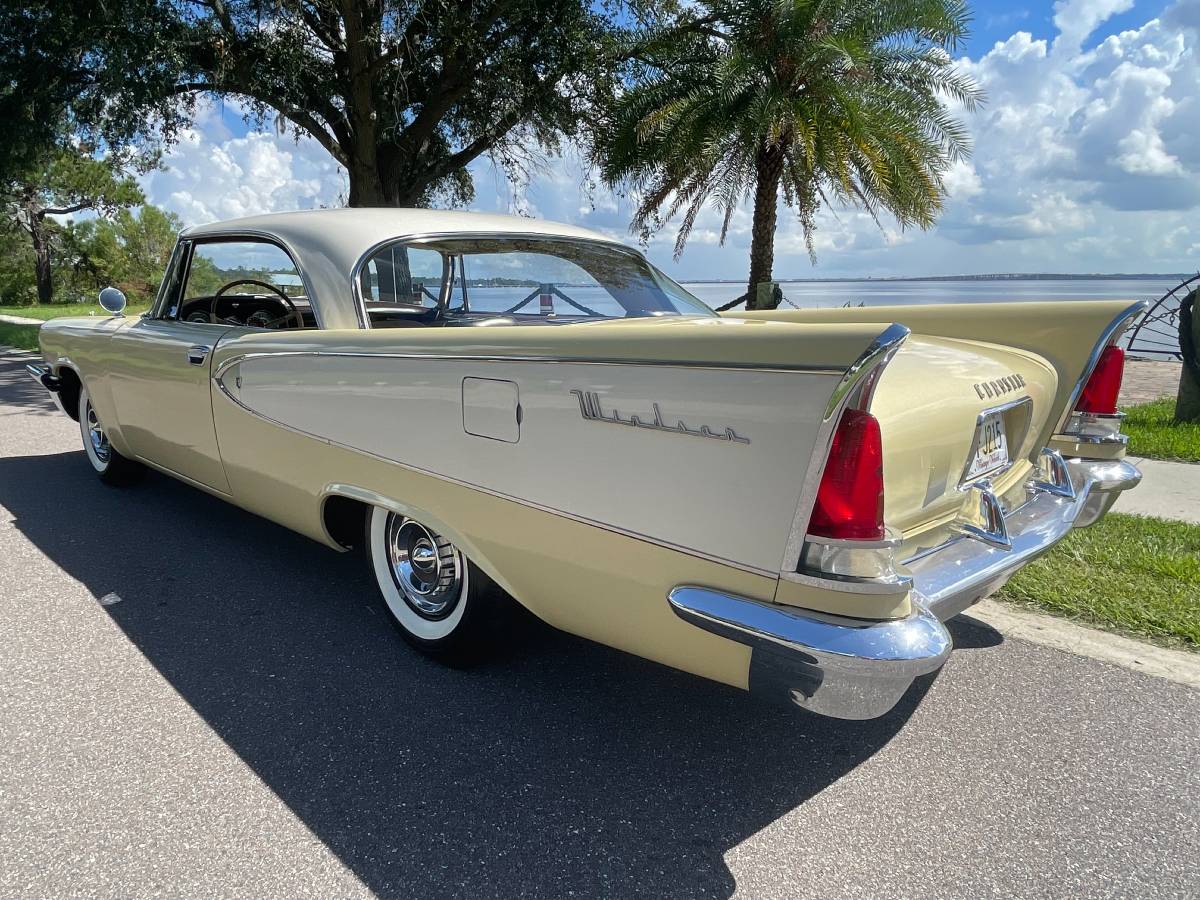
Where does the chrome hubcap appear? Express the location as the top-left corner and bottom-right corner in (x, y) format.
(385, 515), (464, 619)
(86, 401), (111, 464)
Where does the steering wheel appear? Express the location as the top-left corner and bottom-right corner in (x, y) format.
(210, 279), (304, 329)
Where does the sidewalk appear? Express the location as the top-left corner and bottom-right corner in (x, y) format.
(1115, 457), (1200, 524)
(0, 314), (42, 325)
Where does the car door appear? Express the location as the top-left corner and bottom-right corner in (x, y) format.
(108, 236), (311, 494)
(107, 240), (235, 492)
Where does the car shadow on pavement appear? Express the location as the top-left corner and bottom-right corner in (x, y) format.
(0, 449), (940, 898)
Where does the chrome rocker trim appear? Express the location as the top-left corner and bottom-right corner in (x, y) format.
(669, 453), (1141, 721)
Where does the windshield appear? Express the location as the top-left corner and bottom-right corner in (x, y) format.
(358, 237), (714, 322)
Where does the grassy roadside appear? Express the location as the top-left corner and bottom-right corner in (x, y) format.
(0, 321), (39, 352)
(1123, 398), (1200, 462)
(0, 302), (151, 320)
(997, 512), (1200, 650)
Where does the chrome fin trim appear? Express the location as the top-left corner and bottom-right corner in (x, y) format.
(780, 323), (911, 577)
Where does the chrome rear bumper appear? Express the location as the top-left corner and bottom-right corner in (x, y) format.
(669, 455), (1141, 720)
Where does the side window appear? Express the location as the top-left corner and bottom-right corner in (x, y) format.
(170, 239), (315, 329)
(360, 245), (444, 308)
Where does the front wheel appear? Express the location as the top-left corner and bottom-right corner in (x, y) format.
(78, 387), (144, 486)
(366, 506), (507, 663)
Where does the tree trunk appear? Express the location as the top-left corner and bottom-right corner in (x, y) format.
(346, 156), (388, 207)
(29, 214), (53, 304)
(1176, 288), (1200, 423)
(745, 142), (785, 311)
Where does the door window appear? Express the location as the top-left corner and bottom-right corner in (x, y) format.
(169, 239), (315, 329)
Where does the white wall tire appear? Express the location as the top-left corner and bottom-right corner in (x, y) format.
(78, 386), (143, 486)
(366, 506), (503, 661)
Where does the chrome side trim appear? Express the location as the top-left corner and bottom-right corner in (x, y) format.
(1054, 300), (1149, 432)
(212, 349), (845, 379)
(668, 586), (951, 720)
(779, 323), (911, 576)
(211, 375), (778, 579)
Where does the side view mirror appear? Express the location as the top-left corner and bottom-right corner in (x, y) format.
(98, 287), (127, 316)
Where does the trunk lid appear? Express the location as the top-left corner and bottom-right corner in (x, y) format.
(869, 335), (1059, 543)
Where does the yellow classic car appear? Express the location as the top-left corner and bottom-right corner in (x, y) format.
(26, 209), (1143, 720)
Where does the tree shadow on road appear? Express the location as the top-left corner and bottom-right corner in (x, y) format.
(0, 449), (936, 898)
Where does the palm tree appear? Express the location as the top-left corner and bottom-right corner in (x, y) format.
(597, 0), (982, 309)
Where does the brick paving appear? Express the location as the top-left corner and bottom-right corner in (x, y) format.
(1121, 360), (1182, 406)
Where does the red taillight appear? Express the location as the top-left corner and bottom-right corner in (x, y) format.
(1076, 346), (1125, 415)
(808, 408), (885, 541)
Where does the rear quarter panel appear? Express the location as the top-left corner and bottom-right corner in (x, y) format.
(735, 300), (1143, 451)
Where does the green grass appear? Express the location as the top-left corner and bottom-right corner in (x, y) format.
(1123, 398), (1200, 462)
(997, 512), (1200, 650)
(0, 302), (151, 321)
(0, 321), (39, 351)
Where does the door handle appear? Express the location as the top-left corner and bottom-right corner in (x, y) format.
(187, 345), (211, 366)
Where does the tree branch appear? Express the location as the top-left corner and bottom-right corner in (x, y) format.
(41, 200), (92, 216)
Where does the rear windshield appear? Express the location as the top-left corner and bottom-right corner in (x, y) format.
(357, 237), (714, 322)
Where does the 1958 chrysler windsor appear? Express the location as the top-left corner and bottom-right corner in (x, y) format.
(28, 209), (1144, 719)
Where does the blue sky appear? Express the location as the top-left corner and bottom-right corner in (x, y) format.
(139, 0), (1200, 280)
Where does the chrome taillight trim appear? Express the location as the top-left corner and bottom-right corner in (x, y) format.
(1055, 301), (1148, 433)
(1055, 411), (1128, 446)
(779, 323), (910, 578)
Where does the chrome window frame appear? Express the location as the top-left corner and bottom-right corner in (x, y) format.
(349, 232), (717, 329)
(159, 229), (325, 329)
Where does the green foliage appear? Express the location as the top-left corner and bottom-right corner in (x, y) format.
(0, 203), (179, 307)
(3, 142), (146, 222)
(61, 205), (181, 305)
(1123, 398), (1200, 462)
(0, 0), (658, 208)
(0, 225), (36, 304)
(998, 513), (1200, 650)
(0, 321), (39, 351)
(596, 0), (981, 299)
(0, 2), (192, 176)
(2, 140), (149, 303)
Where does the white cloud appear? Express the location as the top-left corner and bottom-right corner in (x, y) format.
(1052, 0), (1136, 53)
(141, 103), (346, 226)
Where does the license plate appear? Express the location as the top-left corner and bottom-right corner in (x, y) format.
(965, 411), (1009, 481)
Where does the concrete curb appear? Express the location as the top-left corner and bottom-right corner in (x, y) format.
(963, 599), (1200, 690)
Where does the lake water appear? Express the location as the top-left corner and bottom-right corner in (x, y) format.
(680, 278), (1183, 310)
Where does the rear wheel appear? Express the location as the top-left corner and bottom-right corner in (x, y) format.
(78, 387), (144, 486)
(366, 506), (505, 663)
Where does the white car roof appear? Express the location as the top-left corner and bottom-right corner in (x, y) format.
(180, 208), (627, 329)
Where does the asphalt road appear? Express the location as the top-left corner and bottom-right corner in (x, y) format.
(1, 349), (1197, 899)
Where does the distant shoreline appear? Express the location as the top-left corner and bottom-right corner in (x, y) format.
(679, 273), (1191, 284)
